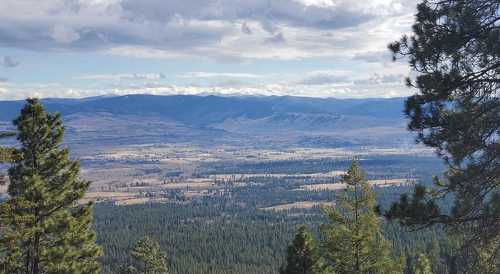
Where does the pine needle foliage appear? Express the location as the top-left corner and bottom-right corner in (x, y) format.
(280, 225), (333, 274)
(387, 0), (499, 270)
(322, 161), (402, 274)
(0, 98), (102, 274)
(126, 237), (169, 274)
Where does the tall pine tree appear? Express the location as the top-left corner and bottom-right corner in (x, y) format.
(387, 0), (499, 270)
(280, 225), (333, 274)
(126, 237), (169, 274)
(0, 98), (102, 273)
(322, 161), (402, 274)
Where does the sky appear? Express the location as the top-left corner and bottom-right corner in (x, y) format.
(0, 0), (419, 100)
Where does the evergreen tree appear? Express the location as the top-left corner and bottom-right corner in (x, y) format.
(412, 253), (433, 274)
(127, 237), (169, 274)
(387, 0), (499, 270)
(322, 161), (402, 274)
(280, 225), (333, 274)
(0, 98), (102, 273)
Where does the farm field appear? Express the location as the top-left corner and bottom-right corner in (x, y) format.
(1, 142), (437, 206)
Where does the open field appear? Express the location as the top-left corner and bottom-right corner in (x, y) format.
(208, 170), (346, 180)
(114, 197), (168, 205)
(80, 192), (139, 204)
(80, 192), (169, 205)
(79, 143), (431, 183)
(82, 144), (433, 166)
(1, 140), (436, 205)
(300, 179), (416, 191)
(261, 201), (335, 211)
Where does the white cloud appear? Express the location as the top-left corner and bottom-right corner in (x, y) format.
(0, 0), (417, 61)
(50, 25), (80, 44)
(180, 72), (262, 79)
(75, 73), (166, 81)
(353, 73), (405, 85)
(265, 32), (286, 44)
(293, 0), (335, 7)
(353, 51), (393, 63)
(0, 0), (419, 99)
(297, 70), (352, 85)
(0, 71), (414, 100)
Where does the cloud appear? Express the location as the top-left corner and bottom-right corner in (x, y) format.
(297, 72), (405, 87)
(120, 0), (376, 30)
(298, 70), (351, 85)
(0, 0), (418, 100)
(75, 73), (166, 81)
(293, 71), (409, 97)
(353, 73), (405, 85)
(260, 21), (280, 35)
(50, 25), (80, 44)
(0, 0), (416, 60)
(0, 71), (413, 100)
(265, 32), (286, 44)
(2, 56), (19, 68)
(353, 51), (392, 63)
(180, 72), (262, 78)
(241, 22), (252, 35)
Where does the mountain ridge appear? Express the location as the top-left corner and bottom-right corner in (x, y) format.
(0, 94), (407, 124)
(0, 94), (411, 149)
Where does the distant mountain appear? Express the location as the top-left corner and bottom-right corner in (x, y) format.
(0, 95), (406, 124)
(0, 95), (411, 149)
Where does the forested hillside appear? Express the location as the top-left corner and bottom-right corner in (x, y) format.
(93, 194), (459, 274)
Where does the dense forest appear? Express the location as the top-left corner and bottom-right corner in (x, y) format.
(93, 190), (460, 274)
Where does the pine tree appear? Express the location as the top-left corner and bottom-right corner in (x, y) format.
(280, 225), (333, 274)
(0, 98), (102, 273)
(322, 161), (402, 274)
(387, 0), (499, 270)
(127, 237), (169, 274)
(412, 253), (433, 274)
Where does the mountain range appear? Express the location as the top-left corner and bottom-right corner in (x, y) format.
(0, 95), (413, 149)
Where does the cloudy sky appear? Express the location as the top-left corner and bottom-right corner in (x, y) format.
(0, 0), (419, 100)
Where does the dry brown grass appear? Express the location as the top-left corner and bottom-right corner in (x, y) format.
(209, 171), (345, 180)
(79, 191), (138, 204)
(367, 179), (416, 186)
(85, 192), (136, 198)
(261, 201), (334, 211)
(160, 180), (214, 189)
(300, 178), (416, 191)
(115, 197), (168, 205)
